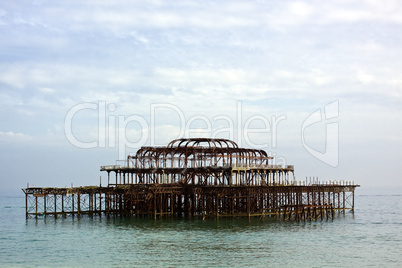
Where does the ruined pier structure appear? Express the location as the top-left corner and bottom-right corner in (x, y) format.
(23, 138), (359, 220)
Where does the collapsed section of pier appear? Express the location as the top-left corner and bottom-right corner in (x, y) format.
(23, 138), (359, 221)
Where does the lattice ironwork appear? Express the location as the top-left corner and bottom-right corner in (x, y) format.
(23, 139), (359, 221)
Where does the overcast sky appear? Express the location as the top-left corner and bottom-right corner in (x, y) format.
(1, 0), (401, 193)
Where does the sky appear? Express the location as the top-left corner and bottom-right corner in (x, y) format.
(0, 0), (401, 193)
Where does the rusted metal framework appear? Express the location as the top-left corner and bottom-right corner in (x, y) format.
(102, 138), (295, 186)
(23, 138), (359, 221)
(22, 187), (107, 218)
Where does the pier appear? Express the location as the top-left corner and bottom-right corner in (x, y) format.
(23, 138), (359, 221)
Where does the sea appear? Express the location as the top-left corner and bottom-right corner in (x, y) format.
(0, 188), (401, 267)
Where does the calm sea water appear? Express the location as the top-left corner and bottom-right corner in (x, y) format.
(0, 191), (401, 267)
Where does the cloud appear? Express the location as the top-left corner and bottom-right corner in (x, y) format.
(2, 0), (402, 43)
(129, 32), (149, 44)
(38, 87), (55, 94)
(0, 8), (6, 26)
(355, 70), (375, 85)
(288, 1), (314, 17)
(0, 131), (33, 143)
(323, 0), (402, 24)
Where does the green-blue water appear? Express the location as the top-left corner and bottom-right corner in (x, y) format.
(1, 193), (401, 267)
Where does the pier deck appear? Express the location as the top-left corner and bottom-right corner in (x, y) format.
(23, 183), (358, 221)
